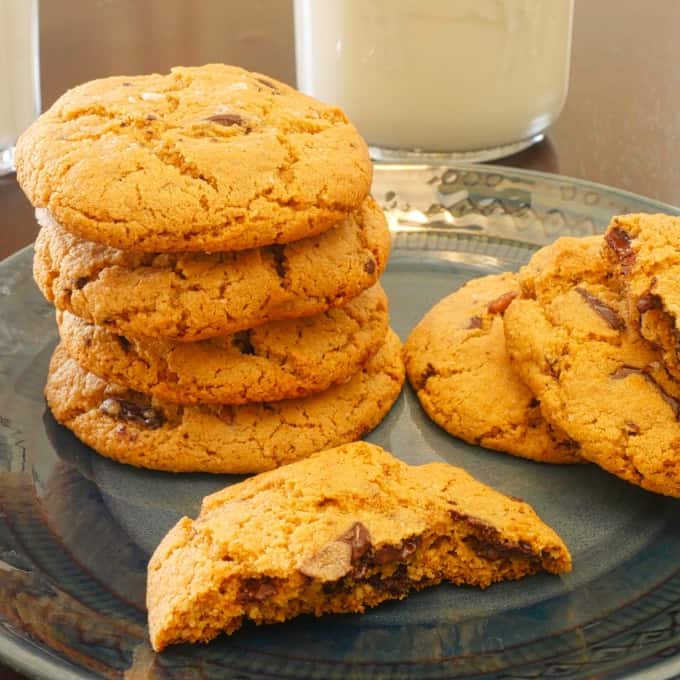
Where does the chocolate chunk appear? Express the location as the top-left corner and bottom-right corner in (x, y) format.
(363, 259), (376, 275)
(449, 511), (494, 532)
(372, 546), (401, 566)
(451, 509), (538, 562)
(116, 335), (131, 352)
(232, 330), (255, 355)
(575, 287), (626, 330)
(368, 564), (410, 595)
(605, 226), (636, 273)
(637, 292), (662, 314)
(205, 113), (248, 127)
(299, 522), (372, 582)
(339, 522), (372, 562)
(373, 538), (418, 565)
(487, 291), (518, 315)
(238, 578), (277, 603)
(467, 315), (483, 329)
(464, 534), (536, 562)
(463, 536), (506, 562)
(299, 540), (352, 581)
(321, 579), (350, 595)
(268, 245), (287, 279)
(99, 398), (165, 429)
(74, 277), (88, 290)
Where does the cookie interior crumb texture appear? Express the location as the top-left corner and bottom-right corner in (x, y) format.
(146, 442), (571, 651)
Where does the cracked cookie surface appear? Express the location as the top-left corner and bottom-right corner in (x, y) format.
(16, 64), (371, 252)
(147, 441), (571, 650)
(505, 236), (680, 498)
(56, 284), (389, 404)
(33, 196), (390, 341)
(403, 273), (580, 463)
(45, 330), (405, 473)
(603, 213), (680, 382)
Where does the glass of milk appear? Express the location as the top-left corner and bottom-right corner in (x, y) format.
(0, 0), (41, 175)
(295, 0), (573, 162)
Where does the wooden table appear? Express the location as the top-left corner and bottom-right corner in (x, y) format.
(1, 1), (678, 677)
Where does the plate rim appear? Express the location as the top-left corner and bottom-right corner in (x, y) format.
(374, 161), (680, 215)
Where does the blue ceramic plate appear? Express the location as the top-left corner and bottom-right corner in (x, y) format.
(2, 165), (680, 679)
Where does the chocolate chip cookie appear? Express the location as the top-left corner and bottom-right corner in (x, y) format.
(505, 236), (680, 498)
(147, 441), (571, 650)
(34, 197), (390, 341)
(45, 330), (405, 473)
(603, 213), (680, 382)
(56, 284), (389, 404)
(403, 273), (580, 463)
(17, 64), (371, 252)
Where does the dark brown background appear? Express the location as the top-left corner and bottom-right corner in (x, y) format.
(1, 1), (679, 678)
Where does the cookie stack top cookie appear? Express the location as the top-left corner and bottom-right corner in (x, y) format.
(17, 64), (372, 252)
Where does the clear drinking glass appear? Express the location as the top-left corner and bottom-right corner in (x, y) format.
(295, 0), (573, 163)
(0, 0), (41, 175)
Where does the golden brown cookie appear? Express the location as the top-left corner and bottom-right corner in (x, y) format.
(403, 273), (580, 463)
(16, 64), (372, 252)
(505, 236), (680, 498)
(603, 213), (680, 381)
(45, 331), (405, 473)
(147, 441), (572, 651)
(33, 197), (390, 341)
(518, 235), (611, 298)
(56, 284), (389, 404)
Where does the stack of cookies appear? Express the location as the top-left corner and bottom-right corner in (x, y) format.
(405, 215), (680, 499)
(17, 64), (404, 473)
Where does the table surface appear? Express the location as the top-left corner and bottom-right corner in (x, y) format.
(1, 1), (678, 678)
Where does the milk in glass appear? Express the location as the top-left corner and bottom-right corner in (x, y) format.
(0, 0), (40, 172)
(295, 0), (573, 159)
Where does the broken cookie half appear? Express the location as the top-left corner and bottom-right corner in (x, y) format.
(147, 442), (571, 651)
